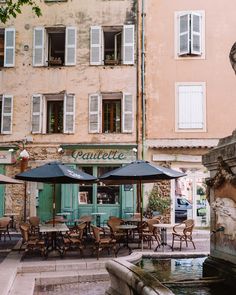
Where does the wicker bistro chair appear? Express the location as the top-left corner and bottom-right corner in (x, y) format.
(142, 219), (161, 249)
(91, 225), (117, 260)
(19, 223), (46, 259)
(171, 219), (196, 251)
(107, 218), (126, 243)
(63, 222), (87, 257)
(29, 216), (40, 236)
(0, 217), (11, 242)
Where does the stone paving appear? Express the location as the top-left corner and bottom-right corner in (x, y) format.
(0, 228), (210, 295)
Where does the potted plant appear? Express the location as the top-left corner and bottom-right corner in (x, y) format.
(147, 186), (171, 216)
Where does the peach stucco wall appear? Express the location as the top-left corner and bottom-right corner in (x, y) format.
(145, 0), (236, 140)
(0, 0), (137, 145)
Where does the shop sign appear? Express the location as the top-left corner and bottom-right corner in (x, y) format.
(70, 149), (135, 164)
(0, 151), (14, 164)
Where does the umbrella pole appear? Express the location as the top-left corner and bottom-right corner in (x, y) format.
(53, 184), (56, 227)
(139, 180), (143, 251)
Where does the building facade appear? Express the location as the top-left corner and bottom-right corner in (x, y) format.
(143, 0), (236, 225)
(0, 0), (138, 224)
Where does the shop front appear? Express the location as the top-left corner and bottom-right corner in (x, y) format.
(55, 144), (138, 225)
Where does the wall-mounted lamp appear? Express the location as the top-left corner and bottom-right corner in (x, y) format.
(57, 147), (64, 154)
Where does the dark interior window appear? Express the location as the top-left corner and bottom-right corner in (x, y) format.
(102, 99), (121, 133)
(0, 31), (4, 67)
(97, 166), (120, 204)
(48, 30), (65, 66)
(104, 29), (122, 65)
(47, 100), (63, 133)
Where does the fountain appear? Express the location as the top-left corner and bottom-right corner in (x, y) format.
(202, 129), (236, 289)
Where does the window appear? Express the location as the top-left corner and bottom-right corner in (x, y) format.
(79, 167), (93, 204)
(89, 92), (133, 134)
(32, 93), (75, 134)
(97, 166), (120, 204)
(0, 95), (13, 134)
(90, 25), (134, 65)
(175, 11), (204, 58)
(175, 83), (206, 131)
(0, 28), (15, 67)
(33, 26), (76, 67)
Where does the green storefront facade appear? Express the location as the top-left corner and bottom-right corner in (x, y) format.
(36, 144), (137, 225)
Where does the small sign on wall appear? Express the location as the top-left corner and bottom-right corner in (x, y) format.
(0, 150), (14, 164)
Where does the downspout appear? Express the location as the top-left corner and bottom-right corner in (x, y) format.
(141, 0), (146, 160)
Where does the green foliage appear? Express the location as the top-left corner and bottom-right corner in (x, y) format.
(0, 0), (41, 24)
(147, 186), (170, 214)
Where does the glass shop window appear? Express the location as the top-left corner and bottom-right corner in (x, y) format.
(97, 166), (120, 204)
(78, 166), (93, 204)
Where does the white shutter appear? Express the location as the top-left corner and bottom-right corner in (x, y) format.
(89, 94), (100, 133)
(178, 13), (190, 56)
(65, 27), (77, 66)
(178, 85), (204, 129)
(191, 13), (202, 55)
(122, 93), (133, 133)
(90, 26), (102, 65)
(32, 94), (42, 133)
(33, 27), (44, 66)
(122, 25), (134, 65)
(64, 94), (75, 133)
(1, 95), (13, 134)
(4, 28), (15, 67)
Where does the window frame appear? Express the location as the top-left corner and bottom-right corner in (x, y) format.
(175, 10), (205, 59)
(0, 27), (15, 67)
(175, 82), (206, 132)
(0, 94), (13, 134)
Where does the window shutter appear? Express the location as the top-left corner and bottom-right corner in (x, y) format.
(64, 93), (75, 133)
(89, 94), (100, 133)
(65, 27), (77, 66)
(191, 13), (202, 55)
(33, 27), (44, 66)
(122, 93), (133, 133)
(122, 25), (134, 65)
(90, 26), (102, 65)
(32, 94), (42, 133)
(4, 28), (15, 67)
(178, 13), (190, 56)
(178, 85), (204, 129)
(1, 95), (13, 134)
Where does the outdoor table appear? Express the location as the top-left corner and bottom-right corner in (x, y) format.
(153, 223), (184, 251)
(39, 223), (69, 257)
(91, 212), (106, 227)
(124, 217), (148, 223)
(116, 224), (137, 254)
(4, 213), (19, 231)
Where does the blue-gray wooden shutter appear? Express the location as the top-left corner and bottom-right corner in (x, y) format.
(4, 28), (15, 67)
(178, 13), (190, 56)
(32, 94), (42, 133)
(33, 27), (44, 66)
(122, 93), (133, 133)
(178, 85), (204, 129)
(90, 26), (102, 65)
(122, 25), (134, 65)
(1, 95), (13, 134)
(89, 93), (101, 133)
(64, 93), (75, 133)
(65, 26), (77, 65)
(191, 13), (202, 55)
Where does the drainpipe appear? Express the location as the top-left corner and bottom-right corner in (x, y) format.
(141, 0), (146, 160)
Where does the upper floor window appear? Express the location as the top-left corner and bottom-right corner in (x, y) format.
(89, 92), (133, 134)
(33, 26), (76, 67)
(90, 25), (134, 66)
(175, 11), (204, 58)
(0, 94), (13, 134)
(32, 93), (75, 134)
(0, 28), (15, 67)
(175, 83), (206, 132)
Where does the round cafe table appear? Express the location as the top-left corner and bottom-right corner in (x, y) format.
(116, 224), (137, 254)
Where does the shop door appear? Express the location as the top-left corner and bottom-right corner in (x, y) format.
(37, 183), (61, 223)
(0, 165), (5, 217)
